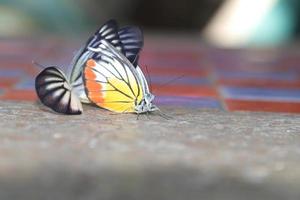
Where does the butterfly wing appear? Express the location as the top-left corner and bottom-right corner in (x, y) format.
(118, 26), (144, 67)
(69, 21), (144, 84)
(69, 20), (125, 103)
(35, 67), (83, 115)
(83, 40), (144, 113)
(69, 19), (124, 83)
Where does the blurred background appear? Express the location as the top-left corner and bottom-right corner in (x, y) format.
(1, 2), (300, 199)
(0, 0), (299, 47)
(1, 0), (300, 114)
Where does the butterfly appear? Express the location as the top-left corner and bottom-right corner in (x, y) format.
(35, 19), (158, 115)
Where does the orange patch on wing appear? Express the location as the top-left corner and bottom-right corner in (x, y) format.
(88, 93), (104, 104)
(86, 80), (102, 91)
(86, 59), (96, 68)
(84, 59), (104, 104)
(84, 59), (97, 79)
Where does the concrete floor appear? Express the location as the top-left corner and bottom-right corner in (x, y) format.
(0, 100), (300, 200)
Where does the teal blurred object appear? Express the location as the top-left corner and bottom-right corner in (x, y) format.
(0, 0), (89, 35)
(249, 0), (299, 45)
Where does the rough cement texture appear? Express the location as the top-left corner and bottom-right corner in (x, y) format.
(0, 100), (300, 200)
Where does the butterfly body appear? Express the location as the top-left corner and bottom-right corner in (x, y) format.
(84, 40), (157, 114)
(35, 20), (158, 115)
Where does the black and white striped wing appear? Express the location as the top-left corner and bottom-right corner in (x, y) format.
(69, 19), (124, 83)
(118, 26), (144, 67)
(90, 19), (124, 55)
(35, 67), (83, 115)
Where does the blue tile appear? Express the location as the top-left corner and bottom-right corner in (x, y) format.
(142, 59), (203, 69)
(155, 96), (222, 108)
(15, 78), (35, 90)
(221, 86), (300, 102)
(0, 69), (25, 77)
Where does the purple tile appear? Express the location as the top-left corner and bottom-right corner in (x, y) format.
(155, 96), (222, 108)
(15, 78), (35, 90)
(151, 75), (211, 85)
(141, 59), (203, 69)
(221, 86), (300, 102)
(215, 70), (297, 81)
(0, 69), (26, 77)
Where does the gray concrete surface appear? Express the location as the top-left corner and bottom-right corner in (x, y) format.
(0, 100), (300, 200)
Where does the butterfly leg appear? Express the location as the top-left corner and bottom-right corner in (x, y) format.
(146, 111), (150, 119)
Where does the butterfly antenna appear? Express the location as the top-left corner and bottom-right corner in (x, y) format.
(153, 75), (185, 93)
(156, 108), (173, 120)
(32, 60), (47, 69)
(145, 65), (153, 93)
(158, 112), (171, 120)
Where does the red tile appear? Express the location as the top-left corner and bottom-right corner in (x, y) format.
(218, 79), (300, 89)
(0, 62), (38, 75)
(0, 61), (26, 68)
(0, 78), (19, 88)
(153, 85), (218, 98)
(0, 90), (37, 101)
(225, 99), (300, 113)
(280, 57), (300, 69)
(0, 61), (34, 67)
(141, 51), (200, 62)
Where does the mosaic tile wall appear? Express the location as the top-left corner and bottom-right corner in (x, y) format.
(1, 38), (300, 113)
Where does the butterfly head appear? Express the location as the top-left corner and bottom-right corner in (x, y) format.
(134, 93), (158, 114)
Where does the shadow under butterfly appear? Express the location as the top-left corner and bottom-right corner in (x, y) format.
(35, 19), (160, 116)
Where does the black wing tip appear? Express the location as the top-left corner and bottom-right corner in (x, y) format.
(35, 66), (64, 80)
(35, 67), (83, 115)
(119, 26), (143, 36)
(95, 19), (119, 34)
(49, 108), (82, 115)
(118, 25), (144, 66)
(38, 99), (83, 115)
(65, 109), (83, 115)
(35, 66), (60, 89)
(36, 66), (59, 76)
(43, 103), (83, 115)
(43, 101), (83, 115)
